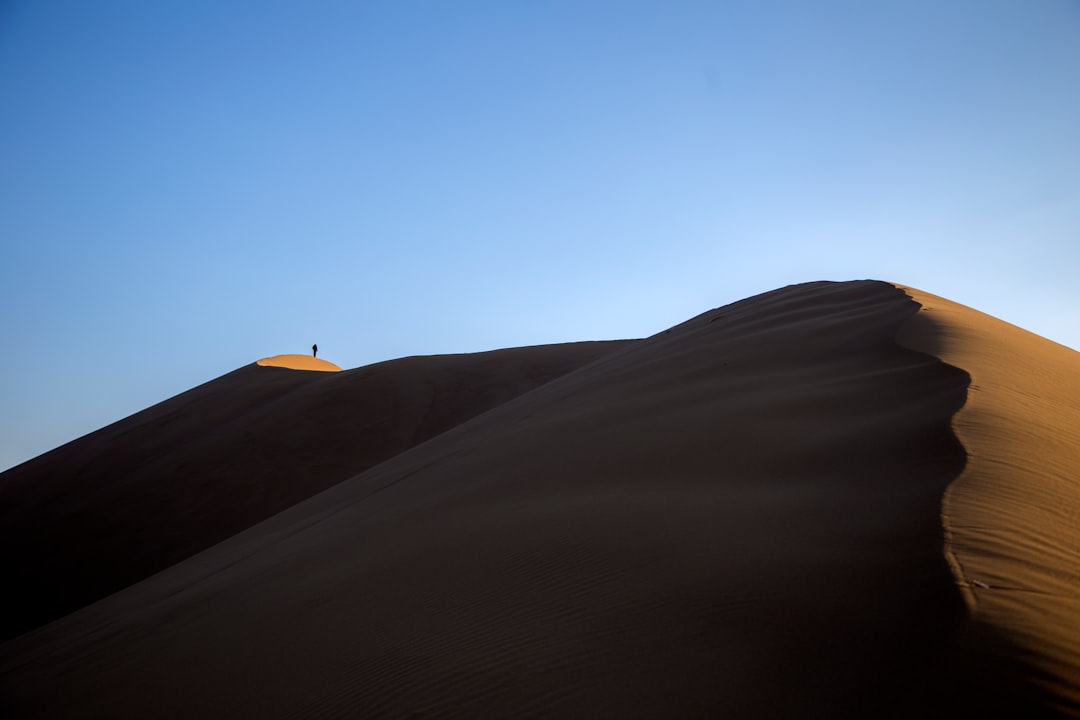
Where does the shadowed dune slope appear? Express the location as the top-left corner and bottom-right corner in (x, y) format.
(899, 287), (1080, 717)
(2, 281), (984, 718)
(0, 341), (628, 643)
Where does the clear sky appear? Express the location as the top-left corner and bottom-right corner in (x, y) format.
(2, 1), (1078, 471)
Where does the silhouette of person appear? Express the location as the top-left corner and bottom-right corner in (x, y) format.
(312, 343), (318, 358)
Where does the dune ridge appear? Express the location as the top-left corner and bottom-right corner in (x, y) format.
(1, 280), (987, 718)
(0, 341), (629, 643)
(898, 286), (1080, 716)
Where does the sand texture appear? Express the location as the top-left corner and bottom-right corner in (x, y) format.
(2, 280), (1078, 718)
(256, 354), (344, 371)
(899, 287), (1080, 717)
(0, 341), (627, 643)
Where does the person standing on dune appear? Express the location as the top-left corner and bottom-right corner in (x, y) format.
(312, 344), (318, 358)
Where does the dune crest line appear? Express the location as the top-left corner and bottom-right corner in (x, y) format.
(893, 292), (977, 612)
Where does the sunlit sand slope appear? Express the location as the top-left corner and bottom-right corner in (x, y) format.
(0, 341), (627, 643)
(256, 354), (343, 371)
(899, 286), (1080, 717)
(1, 281), (976, 718)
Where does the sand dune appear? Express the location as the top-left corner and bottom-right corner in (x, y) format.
(899, 287), (1080, 716)
(2, 280), (1078, 718)
(256, 353), (344, 371)
(0, 341), (627, 643)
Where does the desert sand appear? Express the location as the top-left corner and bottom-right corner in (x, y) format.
(1, 280), (1078, 718)
(899, 287), (1080, 716)
(0, 341), (627, 643)
(256, 354), (344, 371)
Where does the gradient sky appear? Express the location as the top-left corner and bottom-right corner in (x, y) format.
(2, 0), (1079, 471)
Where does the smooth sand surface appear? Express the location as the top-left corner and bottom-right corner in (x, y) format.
(898, 286), (1080, 716)
(256, 354), (344, 371)
(0, 341), (628, 643)
(1, 281), (987, 718)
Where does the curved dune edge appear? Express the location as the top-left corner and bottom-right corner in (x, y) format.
(0, 281), (980, 718)
(256, 354), (342, 372)
(895, 284), (1080, 712)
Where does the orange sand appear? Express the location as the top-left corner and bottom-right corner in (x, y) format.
(899, 286), (1080, 716)
(256, 354), (343, 371)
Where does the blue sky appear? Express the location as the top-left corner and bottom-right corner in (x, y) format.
(2, 0), (1079, 471)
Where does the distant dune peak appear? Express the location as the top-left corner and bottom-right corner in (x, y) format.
(255, 354), (342, 372)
